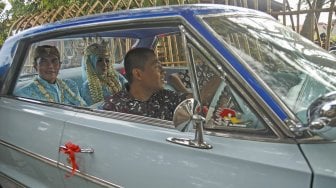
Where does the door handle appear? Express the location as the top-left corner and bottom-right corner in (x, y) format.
(59, 142), (94, 177)
(59, 145), (94, 153)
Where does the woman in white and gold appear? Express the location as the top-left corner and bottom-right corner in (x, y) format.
(81, 43), (127, 106)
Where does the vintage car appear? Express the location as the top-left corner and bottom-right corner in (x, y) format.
(1, 4), (336, 188)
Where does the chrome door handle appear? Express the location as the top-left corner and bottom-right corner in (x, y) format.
(80, 148), (94, 153)
(59, 145), (94, 153)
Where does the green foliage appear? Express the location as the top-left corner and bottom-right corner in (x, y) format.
(0, 1), (5, 11)
(0, 0), (10, 45)
(0, 0), (108, 46)
(0, 18), (10, 45)
(38, 0), (72, 10)
(1, 0), (41, 45)
(9, 0), (38, 18)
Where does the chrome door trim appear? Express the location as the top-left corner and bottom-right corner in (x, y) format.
(0, 171), (26, 188)
(57, 163), (123, 188)
(0, 139), (123, 188)
(0, 138), (59, 167)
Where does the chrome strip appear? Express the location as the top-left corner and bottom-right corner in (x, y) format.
(0, 171), (26, 188)
(0, 139), (59, 167)
(204, 130), (296, 143)
(0, 139), (123, 188)
(90, 109), (176, 129)
(11, 96), (176, 129)
(180, 25), (202, 102)
(57, 163), (123, 188)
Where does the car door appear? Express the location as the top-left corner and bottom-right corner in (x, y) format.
(58, 33), (312, 188)
(0, 97), (71, 188)
(300, 143), (336, 188)
(0, 38), (90, 187)
(59, 109), (311, 188)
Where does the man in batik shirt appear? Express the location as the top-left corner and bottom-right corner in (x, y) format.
(15, 45), (86, 106)
(103, 48), (187, 121)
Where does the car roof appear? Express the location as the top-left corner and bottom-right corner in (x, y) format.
(0, 4), (267, 77)
(9, 4), (265, 39)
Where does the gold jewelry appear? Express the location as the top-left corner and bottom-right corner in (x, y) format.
(35, 79), (56, 103)
(85, 58), (121, 103)
(34, 78), (85, 106)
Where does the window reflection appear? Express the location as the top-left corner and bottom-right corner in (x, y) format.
(202, 14), (336, 124)
(187, 45), (267, 132)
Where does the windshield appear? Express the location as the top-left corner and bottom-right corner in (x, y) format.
(202, 14), (336, 124)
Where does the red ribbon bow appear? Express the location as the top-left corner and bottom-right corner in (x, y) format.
(59, 142), (81, 177)
(219, 108), (236, 118)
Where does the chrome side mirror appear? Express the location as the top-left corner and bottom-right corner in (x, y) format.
(173, 98), (200, 132)
(166, 98), (212, 149)
(307, 91), (336, 140)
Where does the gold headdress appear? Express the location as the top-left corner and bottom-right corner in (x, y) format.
(84, 41), (109, 57)
(84, 40), (122, 103)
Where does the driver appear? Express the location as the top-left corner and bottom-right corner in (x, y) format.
(102, 48), (188, 121)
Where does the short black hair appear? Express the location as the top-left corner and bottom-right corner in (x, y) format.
(124, 48), (155, 84)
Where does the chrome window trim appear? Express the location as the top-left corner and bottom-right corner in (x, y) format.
(81, 108), (175, 129)
(10, 96), (176, 129)
(0, 139), (123, 188)
(205, 130), (297, 144)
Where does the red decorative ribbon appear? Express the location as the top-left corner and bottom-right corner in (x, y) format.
(219, 108), (236, 118)
(59, 142), (81, 177)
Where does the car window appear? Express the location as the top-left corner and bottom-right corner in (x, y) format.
(155, 34), (190, 92)
(13, 36), (137, 106)
(155, 34), (186, 67)
(202, 15), (336, 124)
(20, 37), (136, 75)
(186, 44), (269, 134)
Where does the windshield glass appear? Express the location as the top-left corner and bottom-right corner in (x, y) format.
(202, 14), (336, 124)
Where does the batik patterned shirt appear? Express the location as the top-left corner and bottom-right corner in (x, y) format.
(103, 88), (187, 121)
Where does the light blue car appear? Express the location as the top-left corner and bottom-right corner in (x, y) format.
(1, 4), (336, 188)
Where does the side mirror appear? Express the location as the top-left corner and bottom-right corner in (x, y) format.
(166, 98), (212, 149)
(173, 98), (200, 132)
(307, 91), (336, 140)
